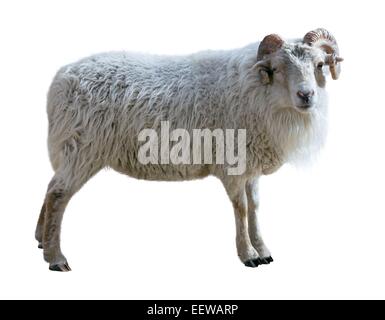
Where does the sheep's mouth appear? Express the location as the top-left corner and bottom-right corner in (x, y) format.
(295, 104), (312, 112)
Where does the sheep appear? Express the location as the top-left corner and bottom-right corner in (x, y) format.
(36, 28), (343, 271)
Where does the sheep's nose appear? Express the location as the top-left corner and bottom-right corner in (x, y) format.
(297, 90), (314, 104)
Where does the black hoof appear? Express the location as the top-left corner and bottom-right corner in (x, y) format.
(260, 256), (274, 264)
(244, 258), (262, 268)
(38, 242), (43, 249)
(49, 262), (71, 272)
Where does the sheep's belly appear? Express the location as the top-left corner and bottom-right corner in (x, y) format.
(111, 162), (211, 181)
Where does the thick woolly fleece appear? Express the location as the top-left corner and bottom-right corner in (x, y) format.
(47, 41), (327, 190)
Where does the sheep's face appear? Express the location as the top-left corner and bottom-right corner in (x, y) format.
(267, 45), (327, 113)
(256, 29), (343, 114)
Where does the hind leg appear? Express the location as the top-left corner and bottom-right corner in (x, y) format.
(39, 158), (102, 271)
(43, 177), (73, 272)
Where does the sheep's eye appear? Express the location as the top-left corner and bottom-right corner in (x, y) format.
(272, 68), (278, 73)
(317, 62), (324, 70)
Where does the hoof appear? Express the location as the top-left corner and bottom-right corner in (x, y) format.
(49, 262), (71, 272)
(38, 242), (43, 249)
(244, 258), (262, 268)
(260, 256), (274, 264)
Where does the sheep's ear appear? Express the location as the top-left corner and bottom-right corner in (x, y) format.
(259, 68), (271, 85)
(254, 61), (272, 85)
(257, 34), (284, 61)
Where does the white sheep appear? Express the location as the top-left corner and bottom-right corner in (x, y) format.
(36, 28), (343, 271)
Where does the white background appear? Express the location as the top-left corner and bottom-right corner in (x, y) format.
(0, 0), (384, 299)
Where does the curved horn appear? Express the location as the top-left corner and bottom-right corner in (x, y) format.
(257, 34), (284, 61)
(303, 28), (343, 80)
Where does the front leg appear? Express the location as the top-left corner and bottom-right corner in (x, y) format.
(246, 177), (273, 264)
(222, 177), (262, 268)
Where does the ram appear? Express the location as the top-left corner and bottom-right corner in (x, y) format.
(36, 28), (343, 271)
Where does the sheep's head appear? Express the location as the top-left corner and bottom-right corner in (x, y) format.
(255, 28), (343, 113)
